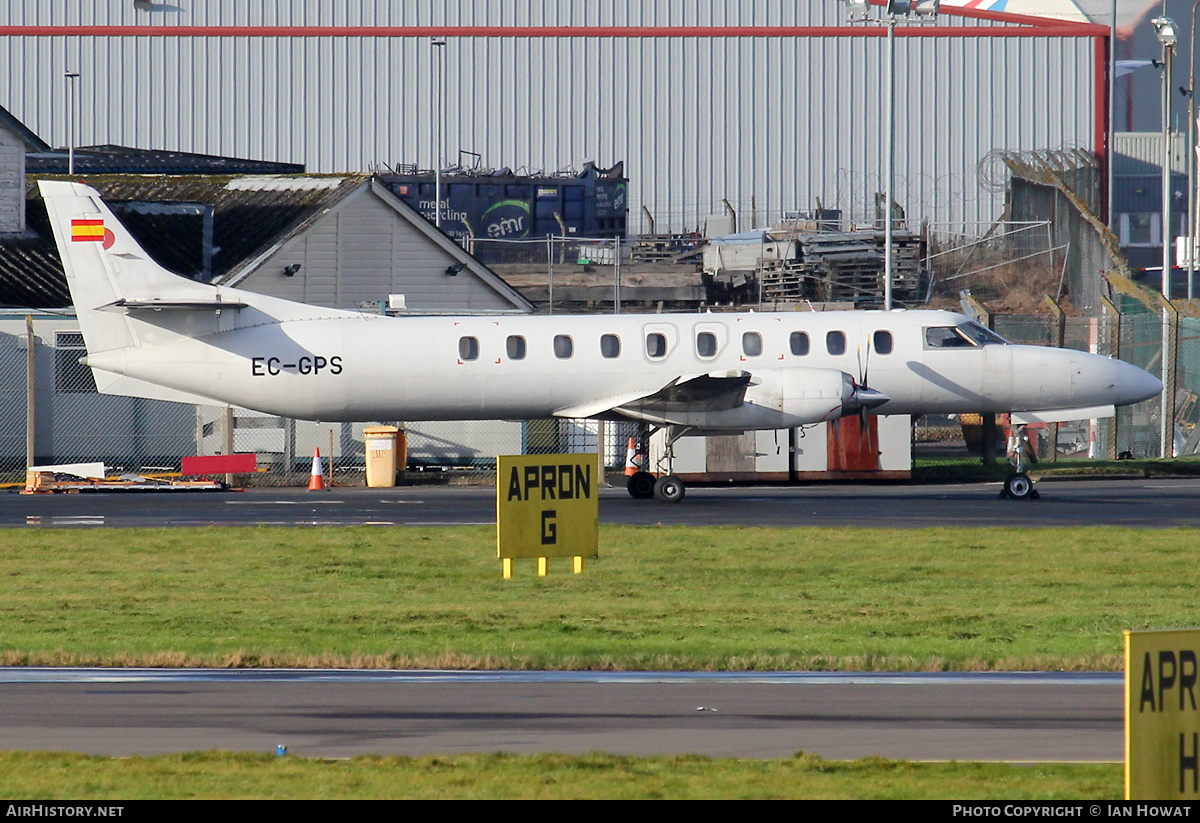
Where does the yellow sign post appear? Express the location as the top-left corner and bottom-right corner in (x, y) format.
(496, 453), (599, 578)
(1125, 628), (1200, 799)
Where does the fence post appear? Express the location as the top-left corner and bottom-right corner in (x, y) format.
(1162, 301), (1179, 459)
(1099, 294), (1120, 459)
(1043, 296), (1066, 462)
(223, 406), (235, 486)
(614, 238), (621, 314)
(25, 315), (35, 469)
(547, 236), (554, 316)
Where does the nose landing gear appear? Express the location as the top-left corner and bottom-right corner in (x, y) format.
(1000, 422), (1039, 500)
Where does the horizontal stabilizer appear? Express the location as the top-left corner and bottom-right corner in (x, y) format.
(1011, 405), (1115, 425)
(99, 297), (247, 312)
(91, 370), (227, 406)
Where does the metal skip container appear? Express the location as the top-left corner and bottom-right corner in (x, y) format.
(363, 425), (405, 487)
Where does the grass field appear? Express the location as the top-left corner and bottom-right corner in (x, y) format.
(4, 523), (1158, 798)
(0, 524), (1192, 670)
(0, 751), (1122, 800)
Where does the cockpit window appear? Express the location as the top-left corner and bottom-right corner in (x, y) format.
(959, 322), (1009, 346)
(924, 323), (1009, 349)
(925, 327), (972, 348)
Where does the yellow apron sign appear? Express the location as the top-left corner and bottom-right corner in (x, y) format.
(1126, 628), (1200, 799)
(496, 454), (598, 564)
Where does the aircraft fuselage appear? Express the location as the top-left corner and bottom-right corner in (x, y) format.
(83, 307), (1160, 427)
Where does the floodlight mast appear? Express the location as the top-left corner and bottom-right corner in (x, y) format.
(841, 1), (939, 310)
(1155, 16), (1178, 302)
(1186, 4), (1200, 300)
(1153, 15), (1179, 459)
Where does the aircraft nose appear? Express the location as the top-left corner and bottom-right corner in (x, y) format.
(1110, 358), (1162, 406)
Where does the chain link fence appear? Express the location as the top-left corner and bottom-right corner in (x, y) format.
(925, 222), (1062, 306)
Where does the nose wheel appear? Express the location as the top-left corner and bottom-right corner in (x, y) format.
(999, 422), (1039, 500)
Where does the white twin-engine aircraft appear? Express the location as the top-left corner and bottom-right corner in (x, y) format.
(41, 180), (1162, 502)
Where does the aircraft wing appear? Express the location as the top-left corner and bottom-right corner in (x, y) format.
(553, 371), (752, 421)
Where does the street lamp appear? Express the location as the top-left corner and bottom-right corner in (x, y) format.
(1184, 3), (1200, 300)
(1154, 16), (1177, 301)
(1153, 15), (1179, 460)
(843, 1), (939, 310)
(431, 38), (446, 229)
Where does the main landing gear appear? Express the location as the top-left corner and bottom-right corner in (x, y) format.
(999, 421), (1039, 501)
(625, 424), (688, 503)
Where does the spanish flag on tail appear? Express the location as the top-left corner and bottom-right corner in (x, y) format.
(71, 218), (104, 242)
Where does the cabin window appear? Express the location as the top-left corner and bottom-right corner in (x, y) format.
(506, 335), (526, 360)
(458, 336), (479, 361)
(873, 330), (893, 355)
(697, 331), (718, 358)
(742, 332), (763, 357)
(789, 331), (809, 356)
(554, 334), (574, 359)
(600, 334), (621, 358)
(826, 331), (846, 356)
(646, 332), (668, 359)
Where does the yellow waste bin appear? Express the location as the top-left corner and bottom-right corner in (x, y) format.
(363, 425), (404, 488)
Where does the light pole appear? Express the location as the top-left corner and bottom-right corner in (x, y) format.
(1186, 2), (1200, 299)
(844, 1), (939, 310)
(65, 71), (79, 175)
(1154, 16), (1178, 301)
(1154, 15), (1179, 460)
(883, 13), (896, 310)
(431, 38), (446, 229)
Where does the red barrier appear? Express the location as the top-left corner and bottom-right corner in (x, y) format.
(181, 454), (257, 475)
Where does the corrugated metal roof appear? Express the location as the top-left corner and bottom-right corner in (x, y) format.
(25, 144), (304, 175)
(1, 174), (364, 307)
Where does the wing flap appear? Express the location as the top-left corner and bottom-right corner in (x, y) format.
(553, 371), (752, 422)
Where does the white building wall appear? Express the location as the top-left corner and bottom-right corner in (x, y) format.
(1, 1), (1099, 233)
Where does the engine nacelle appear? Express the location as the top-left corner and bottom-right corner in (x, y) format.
(748, 367), (890, 425)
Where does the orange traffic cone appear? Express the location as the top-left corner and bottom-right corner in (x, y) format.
(308, 447), (325, 491)
(624, 437), (639, 476)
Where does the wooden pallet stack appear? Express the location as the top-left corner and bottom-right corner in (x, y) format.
(759, 229), (925, 304)
(631, 234), (702, 262)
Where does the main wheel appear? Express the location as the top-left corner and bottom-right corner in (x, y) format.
(653, 474), (686, 503)
(1002, 472), (1034, 500)
(627, 471), (656, 500)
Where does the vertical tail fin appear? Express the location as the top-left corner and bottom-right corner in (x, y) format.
(39, 180), (215, 354)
